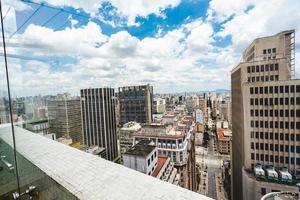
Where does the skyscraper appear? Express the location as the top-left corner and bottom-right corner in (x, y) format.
(48, 98), (82, 143)
(118, 84), (153, 125)
(231, 30), (299, 200)
(80, 88), (118, 161)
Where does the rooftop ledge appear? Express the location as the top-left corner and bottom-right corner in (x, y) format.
(0, 124), (212, 200)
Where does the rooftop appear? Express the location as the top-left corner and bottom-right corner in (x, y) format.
(123, 140), (156, 157)
(216, 128), (232, 141)
(0, 124), (212, 200)
(151, 156), (168, 177)
(120, 121), (141, 131)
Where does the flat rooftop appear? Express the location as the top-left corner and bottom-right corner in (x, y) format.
(124, 140), (156, 157)
(152, 156), (168, 177)
(0, 124), (212, 200)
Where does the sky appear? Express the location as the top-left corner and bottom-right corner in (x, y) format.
(1, 0), (300, 96)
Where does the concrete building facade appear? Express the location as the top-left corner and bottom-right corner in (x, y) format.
(80, 88), (118, 161)
(48, 99), (82, 143)
(231, 30), (299, 200)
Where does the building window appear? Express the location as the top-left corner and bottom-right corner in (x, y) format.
(265, 64), (269, 71)
(250, 87), (253, 94)
(291, 98), (295, 105)
(280, 86), (284, 93)
(291, 85), (295, 92)
(275, 63), (278, 70)
(272, 48), (276, 53)
(247, 66), (250, 73)
(285, 86), (289, 93)
(265, 76), (269, 81)
(261, 65), (264, 72)
(264, 87), (268, 94)
(252, 65), (255, 72)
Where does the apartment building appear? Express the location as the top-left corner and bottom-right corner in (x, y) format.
(231, 30), (299, 200)
(132, 115), (197, 191)
(123, 140), (180, 185)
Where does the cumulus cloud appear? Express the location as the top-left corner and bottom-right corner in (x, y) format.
(107, 0), (181, 26)
(35, 0), (181, 26)
(207, 0), (253, 22)
(3, 0), (300, 96)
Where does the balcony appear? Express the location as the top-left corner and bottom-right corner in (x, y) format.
(0, 124), (212, 200)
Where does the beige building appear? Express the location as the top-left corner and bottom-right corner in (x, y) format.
(132, 115), (197, 191)
(231, 30), (299, 200)
(199, 95), (207, 121)
(216, 128), (232, 155)
(119, 121), (141, 158)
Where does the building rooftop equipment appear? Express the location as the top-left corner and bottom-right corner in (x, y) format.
(265, 165), (278, 180)
(254, 163), (265, 178)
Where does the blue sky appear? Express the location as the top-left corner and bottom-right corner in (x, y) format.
(1, 0), (300, 96)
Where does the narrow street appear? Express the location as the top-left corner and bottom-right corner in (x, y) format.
(196, 131), (223, 199)
(207, 137), (221, 199)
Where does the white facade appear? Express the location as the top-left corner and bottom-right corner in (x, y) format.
(123, 146), (158, 175)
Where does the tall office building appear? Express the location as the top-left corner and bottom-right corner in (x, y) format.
(231, 30), (299, 200)
(118, 84), (153, 125)
(48, 98), (82, 143)
(80, 88), (118, 161)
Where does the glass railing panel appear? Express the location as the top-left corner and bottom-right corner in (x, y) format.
(0, 1), (19, 198)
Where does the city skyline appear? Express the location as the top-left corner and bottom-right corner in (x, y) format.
(1, 0), (300, 96)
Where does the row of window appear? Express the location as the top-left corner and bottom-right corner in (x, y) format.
(250, 97), (300, 106)
(251, 142), (300, 153)
(250, 85), (300, 94)
(250, 109), (300, 117)
(247, 63), (278, 73)
(251, 153), (300, 164)
(251, 131), (300, 141)
(248, 75), (279, 82)
(251, 120), (300, 129)
(263, 48), (276, 54)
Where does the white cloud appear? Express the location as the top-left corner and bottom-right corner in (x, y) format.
(35, 0), (181, 26)
(207, 0), (254, 22)
(216, 0), (300, 52)
(5, 0), (300, 95)
(17, 22), (107, 57)
(108, 0), (181, 25)
(6, 16), (224, 95)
